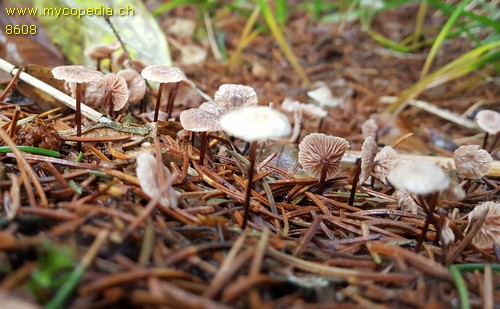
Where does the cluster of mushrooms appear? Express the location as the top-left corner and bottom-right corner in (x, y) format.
(50, 43), (500, 249)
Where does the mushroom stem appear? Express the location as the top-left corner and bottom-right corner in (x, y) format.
(75, 83), (82, 152)
(153, 83), (165, 122)
(105, 89), (113, 117)
(487, 133), (498, 153)
(482, 132), (489, 150)
(166, 82), (180, 120)
(348, 158), (362, 206)
(242, 141), (257, 229)
(198, 131), (208, 165)
(317, 158), (329, 195)
(414, 192), (439, 252)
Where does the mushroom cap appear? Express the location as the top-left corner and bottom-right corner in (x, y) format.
(475, 109), (500, 135)
(198, 101), (221, 116)
(372, 146), (400, 185)
(387, 161), (450, 195)
(298, 133), (350, 180)
(361, 118), (379, 139)
(180, 108), (222, 132)
(220, 106), (291, 142)
(281, 98), (327, 119)
(52, 65), (104, 83)
(453, 145), (492, 179)
(84, 41), (121, 60)
(99, 73), (129, 111)
(136, 152), (178, 208)
(214, 84), (258, 113)
(141, 65), (185, 84)
(117, 69), (146, 104)
(359, 136), (377, 184)
(468, 201), (500, 249)
(395, 189), (418, 214)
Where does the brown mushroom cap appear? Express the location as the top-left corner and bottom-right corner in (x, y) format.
(372, 146), (400, 185)
(395, 189), (418, 214)
(140, 65), (185, 84)
(99, 73), (129, 111)
(453, 145), (492, 179)
(467, 201), (500, 249)
(180, 108), (222, 132)
(298, 133), (350, 180)
(220, 106), (291, 142)
(214, 84), (258, 113)
(52, 65), (104, 83)
(84, 41), (121, 60)
(359, 136), (377, 184)
(475, 109), (500, 135)
(281, 98), (327, 119)
(388, 161), (449, 195)
(117, 69), (146, 104)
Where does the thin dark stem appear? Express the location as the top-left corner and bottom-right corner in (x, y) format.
(317, 159), (329, 195)
(242, 141), (257, 230)
(166, 82), (180, 120)
(75, 83), (82, 152)
(154, 83), (165, 122)
(198, 131), (208, 166)
(415, 192), (439, 253)
(106, 89), (113, 117)
(96, 58), (102, 72)
(487, 133), (498, 153)
(0, 65), (23, 101)
(482, 132), (489, 150)
(348, 158), (361, 206)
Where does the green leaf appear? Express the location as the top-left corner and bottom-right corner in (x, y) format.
(34, 0), (171, 66)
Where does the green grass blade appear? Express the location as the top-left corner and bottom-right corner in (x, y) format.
(276, 0), (287, 25)
(420, 0), (473, 78)
(449, 265), (471, 309)
(153, 0), (201, 16)
(257, 0), (310, 86)
(0, 146), (60, 157)
(385, 41), (500, 113)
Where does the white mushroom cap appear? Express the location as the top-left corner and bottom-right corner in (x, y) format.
(214, 84), (258, 113)
(141, 65), (185, 84)
(467, 201), (500, 249)
(180, 108), (222, 132)
(453, 145), (492, 179)
(372, 146), (400, 185)
(359, 136), (377, 184)
(298, 133), (350, 180)
(387, 161), (450, 195)
(475, 109), (500, 135)
(220, 106), (291, 142)
(281, 98), (327, 119)
(361, 118), (378, 139)
(52, 65), (104, 83)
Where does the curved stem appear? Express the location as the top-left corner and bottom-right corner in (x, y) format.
(166, 82), (180, 120)
(154, 83), (165, 122)
(415, 192), (439, 252)
(198, 131), (208, 165)
(242, 141), (257, 229)
(317, 158), (328, 195)
(75, 83), (82, 152)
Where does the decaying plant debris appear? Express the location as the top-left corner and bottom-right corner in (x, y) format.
(0, 3), (500, 308)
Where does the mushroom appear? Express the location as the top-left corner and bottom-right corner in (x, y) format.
(51, 65), (103, 151)
(117, 69), (147, 105)
(475, 109), (500, 150)
(372, 146), (400, 185)
(388, 160), (450, 252)
(298, 133), (349, 195)
(84, 41), (121, 71)
(395, 189), (418, 214)
(359, 136), (377, 184)
(99, 73), (129, 117)
(361, 118), (379, 141)
(281, 98), (327, 136)
(141, 65), (185, 122)
(220, 106), (291, 229)
(467, 201), (500, 249)
(180, 102), (222, 165)
(453, 145), (492, 179)
(214, 84), (258, 113)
